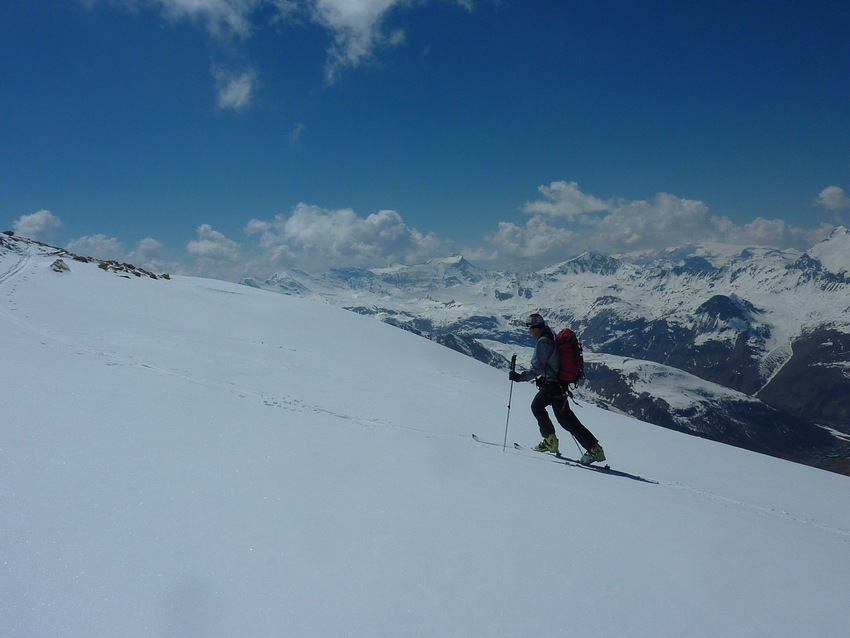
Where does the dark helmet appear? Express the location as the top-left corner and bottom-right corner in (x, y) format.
(525, 313), (546, 328)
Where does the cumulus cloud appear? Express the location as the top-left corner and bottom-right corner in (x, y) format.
(467, 216), (578, 264)
(188, 224), (241, 262)
(470, 182), (837, 267)
(815, 186), (850, 211)
(521, 180), (609, 221)
(591, 192), (718, 250)
(245, 203), (448, 271)
(127, 237), (166, 263)
(67, 234), (126, 261)
(178, 183), (839, 278)
(64, 234), (183, 274)
(125, 237), (185, 274)
(13, 210), (63, 241)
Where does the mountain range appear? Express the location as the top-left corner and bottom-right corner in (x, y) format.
(244, 227), (850, 474)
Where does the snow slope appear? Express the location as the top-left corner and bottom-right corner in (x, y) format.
(2, 239), (850, 637)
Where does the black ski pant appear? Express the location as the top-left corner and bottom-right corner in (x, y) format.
(531, 382), (598, 451)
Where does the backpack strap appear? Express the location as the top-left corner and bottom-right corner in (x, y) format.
(541, 330), (563, 383)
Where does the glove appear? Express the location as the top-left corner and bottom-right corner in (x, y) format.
(509, 370), (522, 382)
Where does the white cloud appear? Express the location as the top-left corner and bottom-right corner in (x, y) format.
(96, 0), (478, 104)
(245, 203), (448, 271)
(289, 122), (306, 145)
(153, 0), (260, 39)
(67, 234), (126, 261)
(591, 192), (716, 249)
(186, 224), (239, 264)
(815, 186), (850, 211)
(521, 180), (609, 221)
(307, 0), (409, 83)
(127, 237), (166, 263)
(213, 65), (256, 110)
(64, 234), (184, 274)
(500, 185), (725, 259)
(180, 225), (245, 280)
(182, 183), (840, 277)
(587, 193), (835, 253)
(13, 210), (63, 241)
(470, 183), (837, 267)
(125, 237), (185, 275)
(86, 1), (264, 109)
(468, 216), (578, 264)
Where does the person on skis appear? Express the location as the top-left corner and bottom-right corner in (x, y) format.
(509, 313), (606, 465)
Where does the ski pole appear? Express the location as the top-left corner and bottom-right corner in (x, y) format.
(502, 354), (517, 452)
(570, 433), (583, 456)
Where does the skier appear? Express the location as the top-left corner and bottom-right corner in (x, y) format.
(509, 313), (606, 465)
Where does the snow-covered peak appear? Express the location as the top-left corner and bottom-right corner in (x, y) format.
(540, 250), (623, 277)
(807, 226), (850, 275)
(425, 254), (468, 267)
(364, 254), (487, 288)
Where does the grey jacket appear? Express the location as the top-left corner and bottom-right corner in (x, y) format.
(518, 328), (560, 383)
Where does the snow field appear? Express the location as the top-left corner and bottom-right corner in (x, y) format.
(2, 247), (850, 637)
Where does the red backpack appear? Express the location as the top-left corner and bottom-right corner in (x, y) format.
(554, 328), (585, 386)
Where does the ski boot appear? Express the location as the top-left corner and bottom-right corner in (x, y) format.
(532, 434), (560, 455)
(580, 443), (606, 465)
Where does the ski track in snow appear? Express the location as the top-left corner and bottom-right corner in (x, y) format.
(0, 252), (447, 443)
(4, 251), (849, 549)
(0, 253), (30, 317)
(663, 482), (850, 540)
(470, 435), (850, 541)
(472, 439), (850, 542)
(0, 253), (28, 286)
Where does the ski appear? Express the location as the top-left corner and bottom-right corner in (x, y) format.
(512, 442), (611, 470)
(514, 442), (657, 483)
(474, 434), (656, 483)
(474, 434), (604, 467)
(471, 434), (503, 448)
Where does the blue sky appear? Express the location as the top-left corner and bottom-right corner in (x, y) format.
(2, 0), (849, 278)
